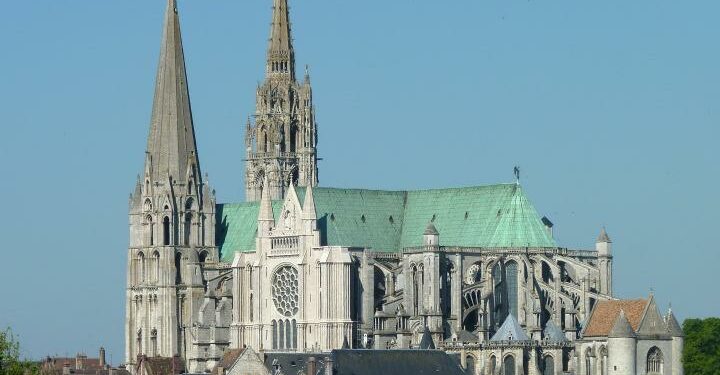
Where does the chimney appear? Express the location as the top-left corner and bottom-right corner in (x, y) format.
(99, 347), (107, 368)
(306, 357), (316, 375)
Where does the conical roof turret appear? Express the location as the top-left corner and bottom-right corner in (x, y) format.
(424, 222), (439, 236)
(145, 0), (200, 185)
(597, 227), (612, 243)
(665, 308), (684, 337)
(609, 310), (636, 338)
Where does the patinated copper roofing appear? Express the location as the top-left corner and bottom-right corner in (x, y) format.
(583, 299), (648, 337)
(217, 183), (557, 261)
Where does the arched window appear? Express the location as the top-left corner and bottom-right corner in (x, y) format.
(647, 347), (663, 374)
(542, 355), (554, 375)
(278, 319), (285, 349)
(146, 216), (154, 246)
(585, 348), (592, 375)
(152, 251), (160, 284)
(199, 251), (208, 264)
(184, 213), (192, 246)
(285, 319), (292, 350)
(163, 216), (170, 246)
(271, 320), (277, 350)
(505, 261), (519, 319)
(600, 346), (608, 375)
(291, 319), (297, 349)
(503, 355), (516, 375)
(249, 293), (254, 322)
(466, 355), (476, 374)
(136, 329), (142, 355)
(144, 198), (152, 212)
(138, 252), (145, 284)
(175, 252), (183, 284)
(489, 356), (497, 375)
(150, 328), (158, 356)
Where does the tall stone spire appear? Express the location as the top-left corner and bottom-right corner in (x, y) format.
(146, 0), (200, 184)
(245, 0), (318, 202)
(127, 1), (216, 369)
(266, 0), (295, 80)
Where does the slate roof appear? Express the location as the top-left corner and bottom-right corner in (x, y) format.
(665, 310), (684, 337)
(582, 299), (648, 337)
(609, 310), (636, 338)
(490, 314), (530, 342)
(418, 327), (436, 349)
(543, 320), (568, 342)
(217, 184), (556, 262)
(331, 350), (467, 375)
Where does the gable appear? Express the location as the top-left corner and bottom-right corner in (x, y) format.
(637, 297), (670, 336)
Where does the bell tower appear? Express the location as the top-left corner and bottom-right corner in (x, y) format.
(126, 0), (216, 370)
(245, 0), (318, 201)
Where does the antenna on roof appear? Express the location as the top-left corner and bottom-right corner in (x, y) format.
(513, 166), (520, 185)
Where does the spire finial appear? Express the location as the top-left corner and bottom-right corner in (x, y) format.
(513, 166), (520, 185)
(266, 0), (295, 79)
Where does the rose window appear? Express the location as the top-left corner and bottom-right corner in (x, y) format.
(271, 266), (299, 317)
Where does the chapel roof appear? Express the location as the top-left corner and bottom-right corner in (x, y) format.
(216, 183), (557, 262)
(582, 298), (648, 337)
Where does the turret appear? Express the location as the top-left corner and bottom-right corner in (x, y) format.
(596, 227), (613, 296)
(607, 310), (636, 374)
(423, 222), (439, 247)
(666, 307), (685, 375)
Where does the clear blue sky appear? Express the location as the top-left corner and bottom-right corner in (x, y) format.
(0, 0), (718, 364)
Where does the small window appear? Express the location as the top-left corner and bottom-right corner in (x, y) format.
(389, 216), (394, 224)
(330, 213), (335, 221)
(361, 214), (366, 223)
(431, 214), (436, 222)
(464, 211), (469, 219)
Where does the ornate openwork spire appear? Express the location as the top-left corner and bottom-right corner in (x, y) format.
(145, 0), (200, 184)
(266, 0), (295, 79)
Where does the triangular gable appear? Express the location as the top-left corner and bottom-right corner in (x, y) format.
(637, 295), (670, 337)
(274, 184), (303, 236)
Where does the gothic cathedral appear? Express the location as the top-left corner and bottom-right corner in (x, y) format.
(125, 1), (684, 374)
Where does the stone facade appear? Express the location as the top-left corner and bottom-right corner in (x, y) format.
(125, 1), (683, 374)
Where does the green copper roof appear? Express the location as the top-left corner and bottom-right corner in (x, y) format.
(216, 184), (556, 262)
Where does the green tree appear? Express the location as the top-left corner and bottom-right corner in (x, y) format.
(0, 328), (38, 375)
(683, 318), (720, 375)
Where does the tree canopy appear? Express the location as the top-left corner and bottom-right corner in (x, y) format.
(0, 328), (38, 375)
(684, 318), (720, 375)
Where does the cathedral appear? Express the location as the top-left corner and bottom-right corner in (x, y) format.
(125, 1), (684, 374)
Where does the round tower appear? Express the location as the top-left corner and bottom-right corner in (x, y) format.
(595, 228), (613, 296)
(607, 310), (636, 374)
(666, 308), (685, 375)
(423, 222), (439, 246)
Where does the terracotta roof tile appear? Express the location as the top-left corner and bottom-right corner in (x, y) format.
(583, 299), (648, 337)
